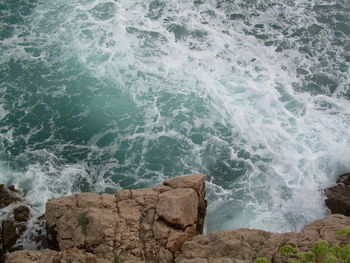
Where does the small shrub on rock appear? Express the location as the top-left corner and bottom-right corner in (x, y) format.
(254, 257), (271, 263)
(254, 229), (350, 263)
(336, 228), (350, 242)
(78, 211), (89, 236)
(280, 244), (297, 259)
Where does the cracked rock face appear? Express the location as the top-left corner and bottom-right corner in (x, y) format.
(6, 248), (111, 263)
(5, 174), (350, 263)
(175, 214), (350, 263)
(157, 188), (198, 230)
(42, 174), (206, 263)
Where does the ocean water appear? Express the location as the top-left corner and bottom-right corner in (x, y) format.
(0, 0), (350, 241)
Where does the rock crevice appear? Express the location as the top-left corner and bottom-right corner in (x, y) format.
(5, 173), (350, 263)
(41, 174), (206, 263)
(0, 185), (35, 262)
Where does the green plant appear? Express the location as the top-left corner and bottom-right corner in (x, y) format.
(275, 231), (350, 263)
(78, 211), (89, 236)
(254, 257), (271, 263)
(338, 243), (350, 262)
(336, 228), (350, 243)
(323, 254), (338, 263)
(279, 241), (330, 263)
(296, 251), (316, 263)
(312, 240), (330, 261)
(114, 255), (121, 263)
(280, 245), (297, 259)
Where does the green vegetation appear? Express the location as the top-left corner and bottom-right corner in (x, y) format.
(77, 211), (89, 236)
(254, 257), (271, 263)
(114, 255), (121, 263)
(336, 228), (350, 242)
(253, 229), (350, 263)
(280, 244), (297, 260)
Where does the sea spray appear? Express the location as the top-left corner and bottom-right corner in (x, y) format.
(0, 0), (349, 244)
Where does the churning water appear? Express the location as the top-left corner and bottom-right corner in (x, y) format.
(1, 0), (350, 237)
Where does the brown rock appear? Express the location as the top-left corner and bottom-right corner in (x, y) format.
(164, 174), (205, 193)
(131, 188), (158, 208)
(0, 185), (33, 262)
(163, 174), (207, 234)
(0, 232), (3, 261)
(46, 223), (59, 250)
(118, 199), (141, 223)
(116, 189), (131, 201)
(13, 206), (30, 222)
(5, 248), (111, 263)
(43, 174), (206, 263)
(153, 220), (169, 240)
(175, 214), (350, 263)
(6, 175), (350, 263)
(167, 225), (197, 252)
(0, 185), (23, 209)
(154, 185), (173, 193)
(45, 194), (76, 223)
(176, 228), (272, 263)
(157, 188), (198, 229)
(325, 173), (350, 216)
(299, 214), (350, 246)
(2, 220), (19, 249)
(76, 193), (103, 208)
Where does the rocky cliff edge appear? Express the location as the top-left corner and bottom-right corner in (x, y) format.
(6, 174), (207, 263)
(5, 174), (350, 263)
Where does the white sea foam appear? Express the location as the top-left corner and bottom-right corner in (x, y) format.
(0, 0), (349, 237)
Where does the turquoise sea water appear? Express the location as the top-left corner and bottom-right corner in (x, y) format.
(1, 0), (350, 241)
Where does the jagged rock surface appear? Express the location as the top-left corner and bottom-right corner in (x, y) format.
(325, 173), (350, 216)
(44, 174), (206, 263)
(6, 248), (111, 263)
(8, 214), (350, 263)
(6, 174), (350, 263)
(0, 185), (32, 262)
(0, 185), (23, 209)
(175, 214), (350, 263)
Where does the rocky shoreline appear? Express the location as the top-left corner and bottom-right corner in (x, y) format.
(1, 173), (350, 263)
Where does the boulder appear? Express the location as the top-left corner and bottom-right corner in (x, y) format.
(164, 174), (207, 233)
(43, 174), (207, 263)
(13, 206), (30, 222)
(325, 173), (350, 216)
(157, 188), (198, 229)
(2, 221), (19, 251)
(164, 174), (205, 193)
(0, 185), (23, 209)
(0, 185), (31, 262)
